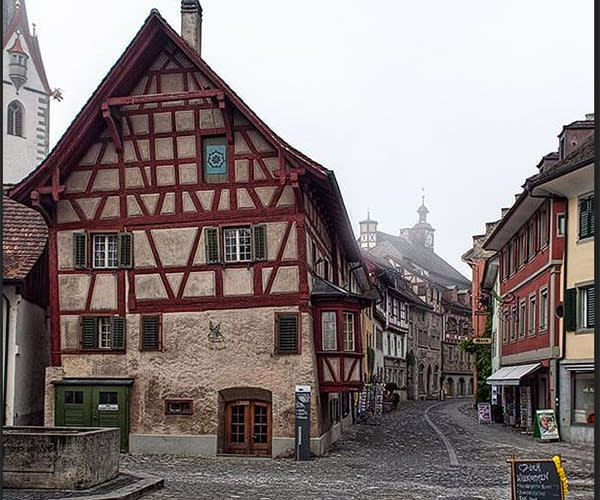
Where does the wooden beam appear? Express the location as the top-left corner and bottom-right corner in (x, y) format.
(105, 89), (224, 107)
(101, 102), (123, 152)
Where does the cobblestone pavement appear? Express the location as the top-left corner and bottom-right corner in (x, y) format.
(120, 399), (593, 499)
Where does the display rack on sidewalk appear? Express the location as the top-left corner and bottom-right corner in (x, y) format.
(356, 383), (385, 425)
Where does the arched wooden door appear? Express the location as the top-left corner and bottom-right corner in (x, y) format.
(224, 400), (271, 456)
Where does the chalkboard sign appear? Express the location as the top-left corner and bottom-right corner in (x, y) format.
(509, 458), (564, 500)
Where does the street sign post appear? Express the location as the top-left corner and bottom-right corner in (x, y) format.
(294, 385), (311, 461)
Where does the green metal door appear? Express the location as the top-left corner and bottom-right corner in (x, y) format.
(55, 385), (129, 451)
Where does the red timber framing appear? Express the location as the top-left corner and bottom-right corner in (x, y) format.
(9, 10), (362, 368)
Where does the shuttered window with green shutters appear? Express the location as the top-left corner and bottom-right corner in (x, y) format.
(80, 316), (126, 351)
(253, 225), (267, 261)
(579, 195), (595, 239)
(72, 232), (133, 269)
(73, 233), (88, 268)
(141, 315), (161, 350)
(205, 227), (219, 263)
(276, 314), (299, 354)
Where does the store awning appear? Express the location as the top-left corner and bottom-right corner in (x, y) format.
(486, 363), (542, 386)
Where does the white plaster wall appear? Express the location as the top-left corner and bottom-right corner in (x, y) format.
(3, 285), (49, 425)
(3, 32), (50, 183)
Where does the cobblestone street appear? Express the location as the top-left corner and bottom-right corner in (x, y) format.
(120, 399), (594, 499)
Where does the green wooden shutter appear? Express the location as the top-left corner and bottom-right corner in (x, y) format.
(565, 288), (577, 331)
(119, 233), (133, 269)
(277, 315), (298, 353)
(205, 227), (219, 263)
(142, 316), (160, 350)
(253, 225), (267, 261)
(579, 199), (590, 238)
(81, 316), (98, 349)
(73, 233), (88, 269)
(112, 317), (126, 350)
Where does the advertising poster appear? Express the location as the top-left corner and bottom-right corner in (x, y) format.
(536, 409), (560, 440)
(477, 402), (492, 424)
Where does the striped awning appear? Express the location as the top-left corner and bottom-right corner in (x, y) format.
(486, 363), (542, 386)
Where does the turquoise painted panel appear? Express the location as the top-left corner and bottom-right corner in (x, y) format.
(205, 144), (227, 175)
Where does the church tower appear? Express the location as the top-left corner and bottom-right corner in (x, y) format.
(3, 0), (52, 184)
(408, 195), (435, 251)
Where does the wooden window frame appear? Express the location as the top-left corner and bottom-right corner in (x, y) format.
(274, 312), (301, 355)
(321, 311), (337, 351)
(165, 399), (193, 416)
(140, 314), (162, 351)
(518, 299), (526, 338)
(556, 213), (566, 238)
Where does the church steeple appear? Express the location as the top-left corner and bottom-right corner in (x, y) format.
(408, 192), (435, 251)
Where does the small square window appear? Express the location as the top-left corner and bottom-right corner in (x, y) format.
(93, 234), (119, 268)
(276, 314), (299, 354)
(65, 391), (84, 404)
(223, 227), (252, 263)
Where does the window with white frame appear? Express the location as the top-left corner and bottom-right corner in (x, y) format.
(557, 214), (565, 237)
(528, 295), (536, 334)
(578, 285), (595, 329)
(223, 227), (252, 262)
(539, 206), (548, 247)
(322, 311), (337, 350)
(343, 312), (355, 351)
(519, 300), (526, 337)
(93, 234), (119, 268)
(539, 288), (548, 331)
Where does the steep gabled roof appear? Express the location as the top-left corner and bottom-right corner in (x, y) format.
(9, 9), (360, 261)
(3, 0), (51, 93)
(374, 232), (471, 289)
(3, 195), (48, 280)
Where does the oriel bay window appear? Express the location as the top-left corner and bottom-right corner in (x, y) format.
(320, 310), (358, 352)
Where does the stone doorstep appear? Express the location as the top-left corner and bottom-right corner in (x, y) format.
(26, 471), (165, 500)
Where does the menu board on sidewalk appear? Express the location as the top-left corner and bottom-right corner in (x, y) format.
(477, 402), (491, 424)
(508, 458), (564, 500)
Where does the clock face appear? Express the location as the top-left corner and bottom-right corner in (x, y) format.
(425, 232), (434, 247)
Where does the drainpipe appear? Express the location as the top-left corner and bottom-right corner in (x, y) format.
(2, 294), (9, 427)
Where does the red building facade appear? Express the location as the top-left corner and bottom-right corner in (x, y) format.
(485, 197), (565, 430)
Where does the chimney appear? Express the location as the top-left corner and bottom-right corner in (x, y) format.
(585, 113), (594, 121)
(181, 0), (202, 55)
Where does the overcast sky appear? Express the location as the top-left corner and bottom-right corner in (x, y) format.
(24, 0), (593, 277)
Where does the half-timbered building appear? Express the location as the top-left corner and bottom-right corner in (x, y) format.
(9, 3), (370, 457)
